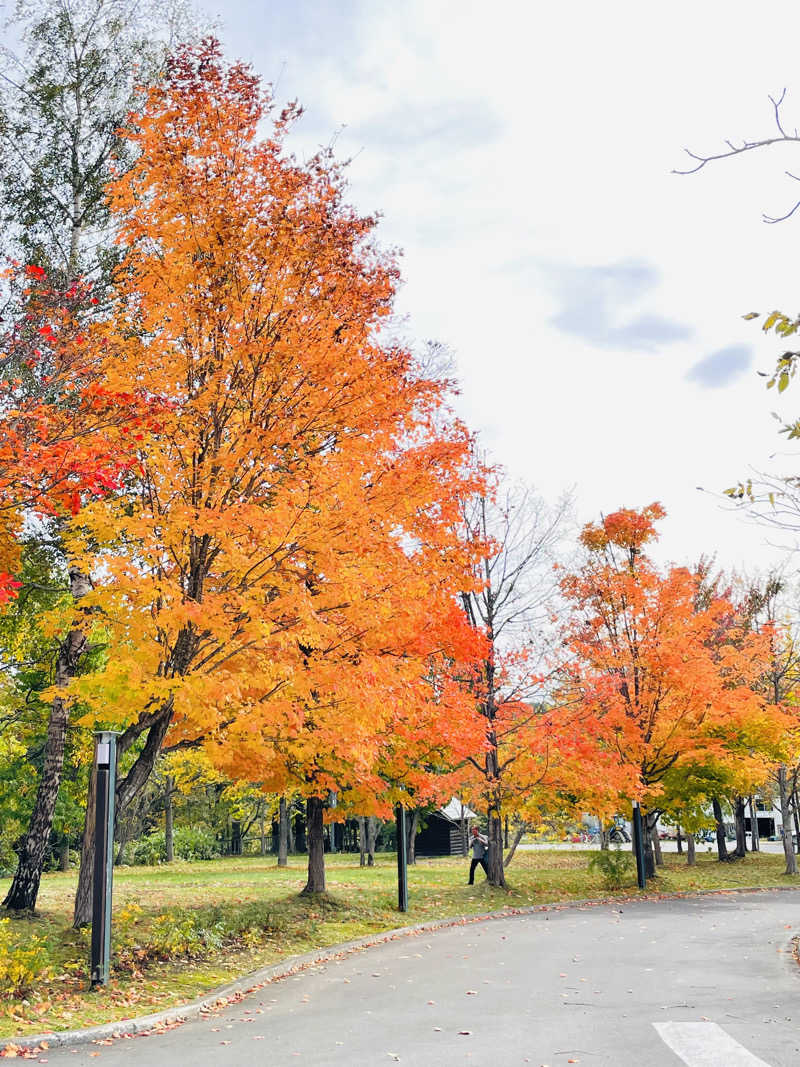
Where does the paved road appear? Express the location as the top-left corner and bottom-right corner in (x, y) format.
(44, 891), (800, 1066)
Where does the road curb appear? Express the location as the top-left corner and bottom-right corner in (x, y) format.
(3, 882), (799, 1052)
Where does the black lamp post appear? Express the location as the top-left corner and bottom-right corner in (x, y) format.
(90, 731), (118, 987)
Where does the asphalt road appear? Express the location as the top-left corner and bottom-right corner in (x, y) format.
(43, 890), (800, 1067)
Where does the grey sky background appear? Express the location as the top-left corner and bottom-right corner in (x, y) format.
(213, 0), (800, 572)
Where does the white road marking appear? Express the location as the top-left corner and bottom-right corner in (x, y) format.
(653, 1022), (772, 1067)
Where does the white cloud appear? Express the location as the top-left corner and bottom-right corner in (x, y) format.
(220, 0), (800, 572)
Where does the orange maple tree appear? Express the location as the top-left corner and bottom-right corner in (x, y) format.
(556, 504), (776, 854)
(59, 39), (486, 909)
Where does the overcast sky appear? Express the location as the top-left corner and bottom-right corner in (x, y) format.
(215, 0), (800, 574)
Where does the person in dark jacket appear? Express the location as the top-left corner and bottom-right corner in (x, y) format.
(468, 825), (489, 883)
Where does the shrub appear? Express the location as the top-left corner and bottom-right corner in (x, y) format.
(0, 919), (50, 997)
(587, 845), (635, 890)
(173, 826), (220, 860)
(114, 901), (276, 968)
(131, 826), (220, 865)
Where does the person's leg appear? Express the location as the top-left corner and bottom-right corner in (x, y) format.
(468, 858), (478, 884)
(480, 856), (489, 878)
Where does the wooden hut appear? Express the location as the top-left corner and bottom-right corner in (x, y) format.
(414, 797), (479, 857)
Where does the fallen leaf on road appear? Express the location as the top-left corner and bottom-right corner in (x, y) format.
(458, 1031), (472, 1036)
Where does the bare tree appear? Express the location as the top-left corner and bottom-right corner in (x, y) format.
(461, 479), (574, 887)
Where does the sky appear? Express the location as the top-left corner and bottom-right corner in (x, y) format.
(215, 0), (800, 573)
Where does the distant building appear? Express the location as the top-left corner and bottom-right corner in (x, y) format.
(414, 797), (479, 857)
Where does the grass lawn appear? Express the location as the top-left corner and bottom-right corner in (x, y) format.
(0, 847), (797, 1039)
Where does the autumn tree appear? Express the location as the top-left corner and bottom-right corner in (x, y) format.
(55, 40), (484, 918)
(0, 0), (203, 913)
(0, 271), (153, 911)
(458, 482), (573, 887)
(558, 504), (774, 873)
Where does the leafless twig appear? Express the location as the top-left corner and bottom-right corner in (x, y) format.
(674, 89), (800, 223)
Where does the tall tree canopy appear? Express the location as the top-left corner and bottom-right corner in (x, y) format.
(54, 40), (484, 915)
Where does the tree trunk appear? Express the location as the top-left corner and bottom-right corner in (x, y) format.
(778, 766), (797, 875)
(686, 832), (696, 866)
(712, 796), (730, 863)
(676, 824), (683, 854)
(72, 762), (99, 927)
(749, 796), (760, 851)
(504, 824), (527, 868)
(74, 710), (171, 926)
(358, 816), (367, 867)
(278, 796), (289, 867)
(3, 572), (90, 912)
(302, 796), (326, 894)
(288, 805), (296, 854)
(600, 825), (610, 851)
(650, 822), (663, 866)
(486, 805), (506, 888)
(791, 788), (800, 854)
(260, 807), (267, 856)
(504, 816), (509, 849)
(642, 811), (657, 878)
(366, 816), (380, 866)
(164, 776), (174, 863)
(406, 810), (419, 865)
(732, 795), (747, 858)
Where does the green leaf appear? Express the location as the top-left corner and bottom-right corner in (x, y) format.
(778, 371), (790, 393)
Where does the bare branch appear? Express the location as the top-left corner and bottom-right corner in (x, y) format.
(675, 90), (800, 223)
